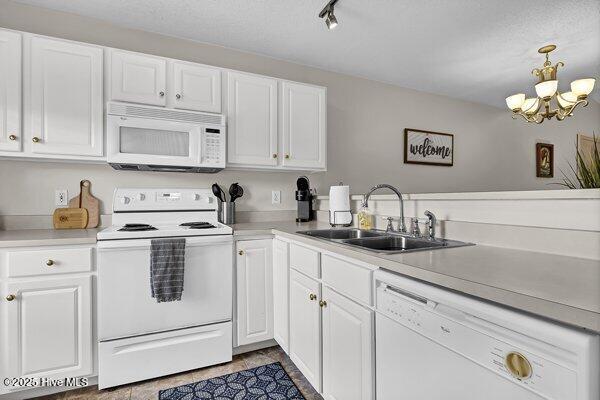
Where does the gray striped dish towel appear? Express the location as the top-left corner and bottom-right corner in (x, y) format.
(150, 238), (186, 303)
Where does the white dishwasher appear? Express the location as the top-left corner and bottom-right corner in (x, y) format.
(374, 270), (599, 400)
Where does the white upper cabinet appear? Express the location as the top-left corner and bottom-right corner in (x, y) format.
(273, 238), (290, 354)
(4, 276), (93, 381)
(322, 287), (374, 400)
(0, 30), (21, 153)
(282, 82), (327, 169)
(236, 239), (274, 346)
(170, 61), (221, 113)
(110, 50), (167, 106)
(27, 36), (103, 157)
(227, 71), (278, 167)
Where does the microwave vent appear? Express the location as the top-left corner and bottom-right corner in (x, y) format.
(108, 102), (225, 125)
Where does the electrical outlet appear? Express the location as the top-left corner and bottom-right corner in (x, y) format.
(55, 189), (68, 207)
(271, 190), (281, 204)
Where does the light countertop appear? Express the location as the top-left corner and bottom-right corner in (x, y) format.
(233, 220), (600, 332)
(0, 228), (100, 248)
(1, 222), (598, 332)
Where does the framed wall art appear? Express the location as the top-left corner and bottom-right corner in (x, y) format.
(535, 142), (554, 178)
(403, 128), (454, 166)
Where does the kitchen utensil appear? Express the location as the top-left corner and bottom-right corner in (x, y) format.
(53, 181), (89, 229)
(229, 183), (244, 202)
(212, 183), (226, 202)
(68, 180), (100, 228)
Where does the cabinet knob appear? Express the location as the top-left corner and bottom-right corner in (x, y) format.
(9, 134), (17, 141)
(6, 294), (15, 302)
(285, 154), (290, 159)
(238, 250), (244, 256)
(273, 154), (278, 159)
(46, 259), (54, 266)
(319, 300), (327, 307)
(175, 94), (181, 99)
(159, 91), (165, 97)
(32, 136), (40, 143)
(309, 293), (317, 301)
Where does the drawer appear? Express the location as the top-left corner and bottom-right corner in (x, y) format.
(7, 247), (93, 277)
(98, 321), (232, 389)
(321, 254), (373, 306)
(290, 243), (320, 278)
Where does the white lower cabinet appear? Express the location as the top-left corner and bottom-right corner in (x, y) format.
(289, 268), (322, 392)
(236, 239), (274, 346)
(285, 238), (375, 398)
(322, 287), (374, 400)
(3, 275), (93, 382)
(273, 238), (290, 353)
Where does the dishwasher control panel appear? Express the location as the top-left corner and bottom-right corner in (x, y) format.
(376, 280), (578, 400)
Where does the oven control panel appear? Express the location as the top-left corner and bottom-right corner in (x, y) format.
(114, 188), (216, 212)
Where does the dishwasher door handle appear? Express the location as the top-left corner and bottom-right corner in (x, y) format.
(383, 284), (437, 308)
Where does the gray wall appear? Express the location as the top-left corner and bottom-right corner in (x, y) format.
(0, 0), (599, 216)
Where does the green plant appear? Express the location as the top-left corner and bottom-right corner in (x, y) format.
(557, 134), (600, 189)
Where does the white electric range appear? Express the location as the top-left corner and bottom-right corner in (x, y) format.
(96, 188), (233, 389)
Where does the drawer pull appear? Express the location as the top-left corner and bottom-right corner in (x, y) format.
(238, 250), (244, 256)
(6, 294), (15, 301)
(309, 293), (317, 301)
(319, 300), (327, 307)
(46, 259), (55, 266)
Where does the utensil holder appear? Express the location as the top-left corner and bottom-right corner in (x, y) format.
(221, 202), (235, 225)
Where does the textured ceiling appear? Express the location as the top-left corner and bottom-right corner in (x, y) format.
(10, 0), (600, 107)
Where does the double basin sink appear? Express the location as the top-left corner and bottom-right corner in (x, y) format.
(297, 228), (473, 254)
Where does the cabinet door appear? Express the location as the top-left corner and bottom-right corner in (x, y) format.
(28, 37), (103, 156)
(227, 72), (278, 166)
(282, 82), (326, 169)
(4, 276), (92, 381)
(0, 30), (21, 152)
(322, 287), (374, 400)
(171, 61), (221, 113)
(110, 50), (167, 106)
(289, 269), (321, 392)
(236, 239), (274, 346)
(273, 238), (290, 353)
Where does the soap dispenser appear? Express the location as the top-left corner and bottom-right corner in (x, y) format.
(357, 199), (374, 230)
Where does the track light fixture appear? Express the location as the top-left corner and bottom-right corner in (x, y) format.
(319, 0), (339, 30)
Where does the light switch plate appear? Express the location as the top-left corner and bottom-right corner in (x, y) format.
(55, 189), (68, 207)
(272, 190), (281, 204)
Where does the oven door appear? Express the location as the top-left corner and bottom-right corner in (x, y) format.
(97, 235), (233, 340)
(107, 114), (202, 167)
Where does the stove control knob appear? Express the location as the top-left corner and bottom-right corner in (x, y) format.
(194, 194), (201, 201)
(121, 196), (131, 205)
(138, 193), (146, 201)
(206, 197), (213, 204)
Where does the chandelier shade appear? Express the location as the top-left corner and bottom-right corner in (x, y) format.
(506, 45), (596, 124)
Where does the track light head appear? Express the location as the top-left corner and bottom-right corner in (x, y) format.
(325, 9), (338, 30)
(319, 0), (340, 30)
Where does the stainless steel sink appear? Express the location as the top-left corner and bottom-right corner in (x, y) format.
(343, 236), (446, 252)
(299, 229), (387, 240)
(297, 229), (473, 254)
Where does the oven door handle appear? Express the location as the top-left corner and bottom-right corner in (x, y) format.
(97, 235), (233, 249)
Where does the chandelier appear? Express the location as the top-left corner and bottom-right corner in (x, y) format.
(505, 45), (595, 124)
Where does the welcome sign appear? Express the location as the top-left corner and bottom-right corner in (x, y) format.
(403, 128), (454, 166)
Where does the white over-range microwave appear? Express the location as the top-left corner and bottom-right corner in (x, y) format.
(106, 102), (226, 173)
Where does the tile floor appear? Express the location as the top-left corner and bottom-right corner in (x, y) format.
(37, 346), (323, 400)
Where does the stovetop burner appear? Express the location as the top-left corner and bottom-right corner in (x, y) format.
(118, 223), (158, 232)
(180, 222), (217, 229)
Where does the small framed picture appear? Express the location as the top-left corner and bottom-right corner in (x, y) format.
(404, 128), (454, 166)
(536, 143), (554, 178)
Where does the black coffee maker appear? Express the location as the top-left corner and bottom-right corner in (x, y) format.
(295, 176), (313, 222)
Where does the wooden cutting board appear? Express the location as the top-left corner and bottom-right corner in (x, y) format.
(68, 180), (100, 228)
(53, 208), (89, 229)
